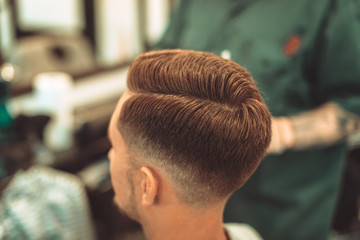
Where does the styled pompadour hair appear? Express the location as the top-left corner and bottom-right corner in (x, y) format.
(118, 49), (271, 205)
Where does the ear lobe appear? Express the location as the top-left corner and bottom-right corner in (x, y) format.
(140, 166), (158, 206)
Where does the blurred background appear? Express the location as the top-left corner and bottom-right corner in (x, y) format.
(0, 0), (177, 239)
(0, 0), (359, 239)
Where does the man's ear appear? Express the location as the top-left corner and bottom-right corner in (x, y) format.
(140, 166), (159, 206)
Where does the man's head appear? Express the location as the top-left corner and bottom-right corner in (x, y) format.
(108, 49), (271, 220)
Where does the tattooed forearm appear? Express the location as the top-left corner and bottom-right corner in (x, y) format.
(289, 102), (360, 150)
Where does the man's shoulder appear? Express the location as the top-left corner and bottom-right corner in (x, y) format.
(224, 223), (263, 240)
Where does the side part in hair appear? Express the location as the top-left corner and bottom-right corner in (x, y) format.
(119, 49), (271, 205)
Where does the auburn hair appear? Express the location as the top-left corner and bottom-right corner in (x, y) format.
(118, 49), (271, 205)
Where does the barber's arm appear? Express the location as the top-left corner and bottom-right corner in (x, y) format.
(268, 101), (360, 154)
(267, 1), (360, 154)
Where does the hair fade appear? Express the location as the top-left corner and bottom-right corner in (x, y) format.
(118, 49), (271, 205)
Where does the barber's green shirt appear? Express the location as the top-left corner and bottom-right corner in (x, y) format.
(156, 0), (360, 239)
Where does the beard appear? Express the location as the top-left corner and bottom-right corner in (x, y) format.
(113, 170), (140, 222)
(113, 195), (139, 222)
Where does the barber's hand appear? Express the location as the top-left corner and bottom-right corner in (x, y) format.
(267, 103), (360, 155)
(267, 117), (294, 155)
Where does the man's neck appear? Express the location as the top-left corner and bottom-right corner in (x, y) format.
(141, 203), (228, 240)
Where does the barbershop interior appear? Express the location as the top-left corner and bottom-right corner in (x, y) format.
(1, 0), (360, 239)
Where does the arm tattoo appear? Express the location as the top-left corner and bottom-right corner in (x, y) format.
(289, 102), (360, 150)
